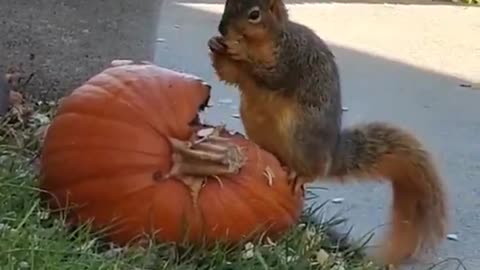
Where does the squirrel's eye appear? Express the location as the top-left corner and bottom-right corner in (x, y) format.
(248, 7), (261, 23)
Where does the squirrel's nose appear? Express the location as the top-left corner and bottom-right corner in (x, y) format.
(218, 20), (228, 36)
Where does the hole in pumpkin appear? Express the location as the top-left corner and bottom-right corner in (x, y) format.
(188, 114), (202, 127)
(152, 170), (165, 182)
(198, 91), (211, 111)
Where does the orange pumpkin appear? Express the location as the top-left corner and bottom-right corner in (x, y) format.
(39, 64), (304, 246)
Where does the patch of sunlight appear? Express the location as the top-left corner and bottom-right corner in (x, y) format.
(176, 2), (480, 81)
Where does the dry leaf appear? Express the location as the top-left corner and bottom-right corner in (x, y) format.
(102, 247), (126, 259)
(11, 102), (34, 123)
(9, 90), (23, 107)
(36, 211), (50, 220)
(18, 261), (29, 269)
(315, 249), (330, 265)
(331, 197), (345, 204)
(332, 265), (346, 270)
(32, 112), (50, 125)
(446, 233), (459, 241)
(241, 242), (255, 259)
(58, 97), (67, 106)
(35, 124), (50, 143)
(459, 82), (480, 90)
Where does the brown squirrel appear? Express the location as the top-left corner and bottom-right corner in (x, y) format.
(207, 0), (448, 266)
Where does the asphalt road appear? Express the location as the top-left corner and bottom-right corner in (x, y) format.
(154, 0), (480, 269)
(0, 0), (160, 100)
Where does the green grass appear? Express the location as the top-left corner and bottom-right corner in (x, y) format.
(460, 0), (479, 4)
(0, 99), (384, 270)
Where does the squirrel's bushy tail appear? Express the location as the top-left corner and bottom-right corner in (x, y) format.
(328, 122), (447, 265)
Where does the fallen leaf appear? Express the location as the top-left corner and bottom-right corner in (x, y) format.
(241, 242), (255, 259)
(58, 97), (67, 106)
(315, 249), (330, 265)
(331, 197), (345, 204)
(459, 82), (480, 90)
(36, 211), (50, 220)
(446, 233), (459, 241)
(9, 90), (23, 106)
(35, 124), (50, 143)
(5, 70), (25, 90)
(102, 247), (125, 259)
(286, 255), (298, 263)
(10, 104), (27, 122)
(32, 112), (50, 125)
(244, 242), (254, 250)
(18, 261), (29, 269)
(0, 223), (12, 231)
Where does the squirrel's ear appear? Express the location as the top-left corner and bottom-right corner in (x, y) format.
(269, 0), (288, 22)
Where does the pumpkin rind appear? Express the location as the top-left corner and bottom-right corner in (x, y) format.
(39, 64), (304, 246)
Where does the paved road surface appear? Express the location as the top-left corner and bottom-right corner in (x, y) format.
(0, 0), (160, 100)
(153, 1), (480, 269)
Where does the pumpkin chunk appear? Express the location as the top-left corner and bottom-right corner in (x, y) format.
(165, 125), (245, 179)
(162, 126), (246, 204)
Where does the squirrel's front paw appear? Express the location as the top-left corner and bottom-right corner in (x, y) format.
(208, 42), (242, 84)
(224, 40), (249, 61)
(208, 36), (228, 54)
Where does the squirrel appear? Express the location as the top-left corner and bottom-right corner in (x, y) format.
(207, 0), (448, 266)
